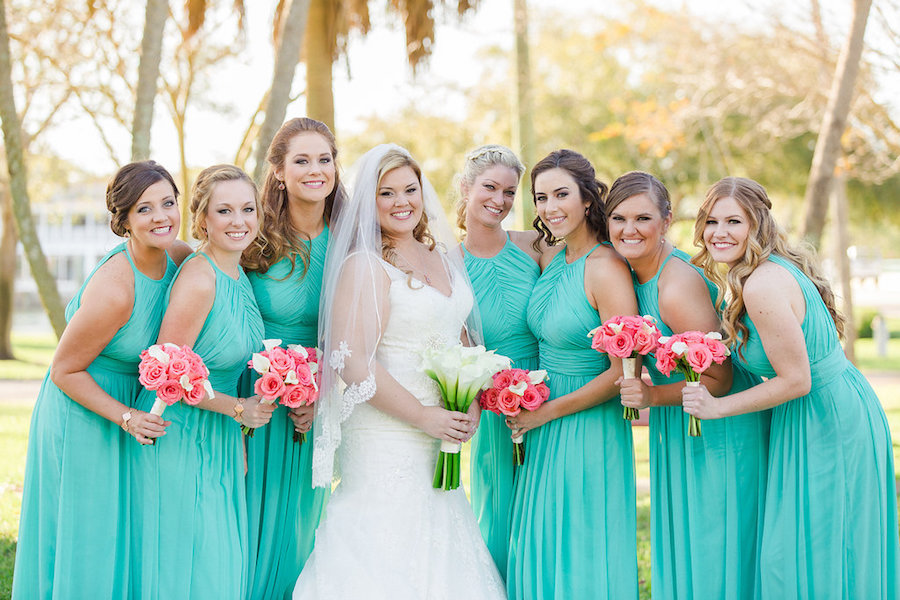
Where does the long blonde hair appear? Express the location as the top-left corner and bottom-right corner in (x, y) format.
(692, 177), (844, 356)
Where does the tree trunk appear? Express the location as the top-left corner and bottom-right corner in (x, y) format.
(305, 0), (335, 132)
(801, 0), (872, 249)
(131, 0), (169, 161)
(831, 172), (856, 363)
(252, 0), (311, 183)
(177, 114), (191, 241)
(512, 0), (535, 230)
(0, 0), (65, 338)
(0, 183), (15, 358)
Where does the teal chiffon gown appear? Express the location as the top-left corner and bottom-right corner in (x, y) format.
(129, 252), (264, 600)
(735, 254), (899, 600)
(244, 229), (330, 600)
(507, 245), (638, 600)
(635, 248), (769, 600)
(13, 243), (176, 600)
(463, 237), (540, 580)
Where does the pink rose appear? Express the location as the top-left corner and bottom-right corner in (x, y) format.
(156, 379), (184, 406)
(184, 381), (206, 405)
(535, 382), (550, 402)
(606, 331), (636, 359)
(685, 343), (713, 374)
(633, 330), (657, 355)
(294, 363), (313, 387)
(704, 337), (728, 363)
(280, 384), (311, 408)
(139, 362), (167, 390)
(255, 371), (286, 401)
(167, 356), (190, 380)
(496, 389), (522, 417)
(521, 386), (544, 411)
(681, 331), (705, 344)
(655, 349), (677, 377)
(479, 388), (500, 413)
(493, 370), (514, 391)
(590, 330), (609, 352)
(266, 347), (294, 377)
(510, 369), (530, 385)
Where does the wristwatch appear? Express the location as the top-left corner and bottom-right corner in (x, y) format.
(121, 410), (133, 432)
(233, 399), (245, 423)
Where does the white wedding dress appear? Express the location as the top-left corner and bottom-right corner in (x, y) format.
(293, 259), (506, 600)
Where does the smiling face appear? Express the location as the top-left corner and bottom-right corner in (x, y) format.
(376, 165), (423, 242)
(533, 167), (587, 239)
(608, 192), (670, 261)
(276, 132), (336, 206)
(202, 179), (259, 254)
(703, 196), (751, 267)
(126, 179), (180, 251)
(462, 165), (519, 228)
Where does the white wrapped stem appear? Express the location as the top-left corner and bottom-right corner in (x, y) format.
(440, 440), (462, 454)
(622, 357), (637, 380)
(686, 381), (700, 388)
(512, 434), (524, 444)
(150, 397), (168, 417)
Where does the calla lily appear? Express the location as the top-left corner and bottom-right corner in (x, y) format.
(203, 380), (215, 400)
(671, 341), (688, 355)
(262, 338), (283, 351)
(285, 370), (299, 385)
(148, 344), (171, 365)
(527, 369), (548, 386)
(509, 381), (528, 395)
(288, 343), (309, 360)
(179, 374), (193, 391)
(704, 332), (723, 340)
(251, 353), (271, 374)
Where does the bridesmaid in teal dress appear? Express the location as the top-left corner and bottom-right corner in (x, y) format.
(684, 177), (900, 600)
(241, 118), (344, 600)
(129, 165), (271, 600)
(456, 144), (541, 580)
(607, 171), (769, 599)
(13, 161), (188, 599)
(506, 150), (640, 600)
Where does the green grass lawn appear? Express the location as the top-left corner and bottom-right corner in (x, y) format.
(0, 333), (896, 600)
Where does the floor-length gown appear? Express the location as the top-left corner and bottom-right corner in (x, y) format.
(737, 254), (899, 600)
(464, 237), (539, 580)
(13, 243), (175, 600)
(129, 252), (264, 600)
(293, 258), (505, 600)
(636, 248), (769, 600)
(507, 246), (638, 600)
(244, 229), (330, 600)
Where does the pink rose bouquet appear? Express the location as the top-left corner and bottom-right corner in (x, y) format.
(654, 331), (730, 436)
(480, 368), (550, 465)
(138, 343), (214, 444)
(246, 339), (319, 441)
(589, 315), (662, 420)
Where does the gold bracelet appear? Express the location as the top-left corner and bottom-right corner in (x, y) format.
(233, 398), (245, 423)
(121, 410), (133, 433)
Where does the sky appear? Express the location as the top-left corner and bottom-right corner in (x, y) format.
(36, 0), (855, 177)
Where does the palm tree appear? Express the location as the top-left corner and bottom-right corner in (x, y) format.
(131, 0), (169, 161)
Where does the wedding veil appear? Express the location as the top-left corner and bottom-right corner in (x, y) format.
(311, 143), (481, 487)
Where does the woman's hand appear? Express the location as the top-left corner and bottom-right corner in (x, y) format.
(126, 410), (170, 445)
(418, 406), (473, 444)
(617, 377), (654, 410)
(463, 400), (482, 442)
(505, 404), (550, 439)
(288, 404), (315, 435)
(681, 383), (723, 420)
(238, 395), (276, 429)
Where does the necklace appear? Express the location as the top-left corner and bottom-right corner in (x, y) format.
(396, 243), (432, 285)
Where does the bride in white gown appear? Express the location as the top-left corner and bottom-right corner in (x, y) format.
(294, 145), (506, 599)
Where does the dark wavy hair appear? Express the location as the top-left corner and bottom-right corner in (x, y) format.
(106, 161), (179, 237)
(530, 149), (609, 251)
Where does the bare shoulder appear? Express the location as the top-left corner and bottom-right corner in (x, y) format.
(743, 260), (799, 309)
(585, 244), (631, 283)
(658, 258), (709, 305)
(170, 254), (216, 300)
(168, 240), (195, 266)
(508, 229), (543, 263)
(341, 251), (391, 293)
(80, 252), (134, 318)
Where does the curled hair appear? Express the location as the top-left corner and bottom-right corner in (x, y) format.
(455, 144), (525, 233)
(106, 161), (179, 237)
(242, 118), (347, 276)
(530, 149), (608, 251)
(190, 164), (260, 243)
(692, 177), (845, 356)
(376, 149), (436, 286)
(606, 171), (671, 219)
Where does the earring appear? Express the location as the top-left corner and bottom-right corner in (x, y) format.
(278, 182), (285, 190)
